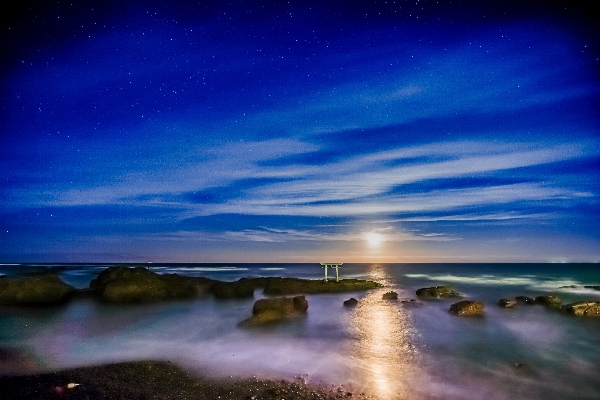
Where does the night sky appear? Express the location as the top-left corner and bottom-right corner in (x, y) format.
(1, 1), (599, 263)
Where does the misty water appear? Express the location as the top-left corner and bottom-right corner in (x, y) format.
(1, 263), (599, 399)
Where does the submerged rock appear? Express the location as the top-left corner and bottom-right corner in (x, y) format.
(0, 274), (75, 306)
(89, 266), (209, 303)
(449, 300), (484, 316)
(343, 298), (359, 307)
(535, 295), (561, 306)
(515, 296), (536, 305)
(382, 291), (398, 300)
(561, 301), (600, 317)
(498, 298), (517, 308)
(416, 286), (460, 298)
(240, 296), (308, 327)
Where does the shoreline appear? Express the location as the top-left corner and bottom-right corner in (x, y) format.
(0, 360), (369, 400)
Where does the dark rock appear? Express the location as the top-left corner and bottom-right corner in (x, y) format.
(559, 285), (600, 291)
(583, 285), (600, 291)
(449, 300), (484, 316)
(343, 298), (358, 307)
(89, 266), (203, 303)
(0, 360), (341, 399)
(561, 301), (600, 317)
(535, 295), (561, 306)
(212, 281), (256, 298)
(382, 291), (398, 300)
(416, 286), (460, 298)
(498, 298), (517, 308)
(263, 278), (380, 295)
(0, 274), (75, 306)
(401, 299), (422, 306)
(240, 296), (308, 327)
(515, 296), (536, 305)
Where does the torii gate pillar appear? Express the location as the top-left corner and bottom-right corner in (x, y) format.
(320, 263), (343, 282)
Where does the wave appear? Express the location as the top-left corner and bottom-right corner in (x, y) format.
(404, 273), (598, 293)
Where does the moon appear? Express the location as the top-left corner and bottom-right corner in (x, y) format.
(366, 232), (382, 248)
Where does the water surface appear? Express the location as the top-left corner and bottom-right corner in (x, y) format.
(1, 263), (599, 399)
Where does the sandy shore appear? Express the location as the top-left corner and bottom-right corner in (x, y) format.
(0, 360), (370, 400)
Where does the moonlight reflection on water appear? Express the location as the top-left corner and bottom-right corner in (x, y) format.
(351, 265), (422, 400)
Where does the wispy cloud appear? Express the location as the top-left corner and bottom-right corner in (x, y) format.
(156, 225), (455, 244)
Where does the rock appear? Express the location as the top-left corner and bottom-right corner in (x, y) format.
(263, 278), (380, 295)
(560, 285), (600, 291)
(89, 266), (202, 303)
(535, 295), (561, 306)
(382, 291), (398, 300)
(561, 301), (600, 317)
(416, 286), (460, 298)
(240, 296), (308, 327)
(401, 299), (422, 306)
(211, 281), (256, 298)
(0, 274), (75, 306)
(343, 298), (358, 307)
(515, 296), (536, 305)
(583, 285), (600, 291)
(498, 298), (517, 308)
(449, 300), (484, 316)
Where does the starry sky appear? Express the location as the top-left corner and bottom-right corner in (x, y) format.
(1, 1), (599, 263)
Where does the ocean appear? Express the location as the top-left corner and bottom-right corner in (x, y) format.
(1, 263), (599, 399)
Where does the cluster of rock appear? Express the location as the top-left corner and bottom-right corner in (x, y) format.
(559, 285), (600, 291)
(413, 285), (600, 317)
(498, 295), (561, 308)
(414, 286), (483, 315)
(0, 266), (381, 306)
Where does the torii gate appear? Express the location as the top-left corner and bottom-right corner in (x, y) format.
(320, 263), (343, 282)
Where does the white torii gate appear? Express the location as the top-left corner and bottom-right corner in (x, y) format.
(320, 263), (343, 282)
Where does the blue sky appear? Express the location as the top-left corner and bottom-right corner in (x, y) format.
(1, 1), (599, 263)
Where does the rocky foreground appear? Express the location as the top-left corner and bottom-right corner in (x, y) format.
(0, 266), (381, 306)
(0, 360), (366, 400)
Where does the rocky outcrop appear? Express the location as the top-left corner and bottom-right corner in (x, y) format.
(89, 266), (211, 303)
(449, 300), (484, 316)
(0, 274), (75, 306)
(559, 285), (600, 291)
(239, 296), (309, 327)
(416, 286), (460, 298)
(343, 298), (358, 307)
(382, 291), (398, 300)
(211, 280), (257, 298)
(515, 296), (536, 305)
(535, 295), (561, 306)
(561, 301), (600, 317)
(263, 278), (380, 295)
(498, 298), (517, 308)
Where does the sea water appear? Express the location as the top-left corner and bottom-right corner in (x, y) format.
(1, 263), (599, 399)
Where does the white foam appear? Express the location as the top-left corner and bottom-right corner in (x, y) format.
(404, 273), (594, 292)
